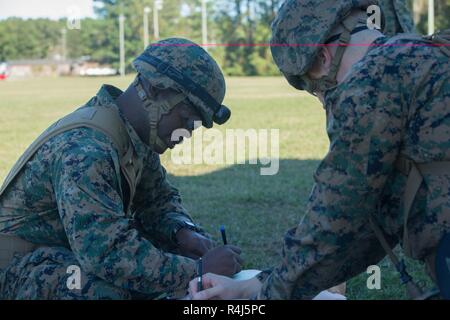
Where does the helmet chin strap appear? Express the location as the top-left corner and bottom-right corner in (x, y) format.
(306, 17), (365, 94)
(133, 77), (186, 151)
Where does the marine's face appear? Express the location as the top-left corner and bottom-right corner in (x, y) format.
(155, 90), (202, 154)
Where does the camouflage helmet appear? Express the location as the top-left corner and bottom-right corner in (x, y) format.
(270, 0), (378, 92)
(132, 38), (230, 129)
(379, 0), (415, 36)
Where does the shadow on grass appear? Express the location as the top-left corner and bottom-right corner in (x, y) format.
(168, 159), (318, 268)
(168, 159), (435, 300)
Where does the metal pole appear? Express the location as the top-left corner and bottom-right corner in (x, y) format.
(144, 7), (151, 49)
(119, 14), (125, 77)
(202, 0), (208, 51)
(413, 1), (420, 27)
(153, 1), (160, 40)
(428, 0), (435, 35)
(61, 28), (67, 62)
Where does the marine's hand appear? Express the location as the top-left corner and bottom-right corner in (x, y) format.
(202, 245), (243, 276)
(176, 228), (214, 259)
(189, 273), (261, 300)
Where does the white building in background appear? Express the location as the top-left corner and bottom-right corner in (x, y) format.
(4, 59), (117, 78)
(6, 59), (72, 78)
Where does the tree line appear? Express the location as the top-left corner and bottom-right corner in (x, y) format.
(0, 0), (448, 76)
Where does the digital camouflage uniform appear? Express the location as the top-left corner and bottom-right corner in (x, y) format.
(256, 0), (450, 299)
(0, 38), (229, 300)
(0, 85), (200, 299)
(379, 0), (415, 35)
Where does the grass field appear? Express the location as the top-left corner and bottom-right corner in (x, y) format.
(0, 76), (434, 299)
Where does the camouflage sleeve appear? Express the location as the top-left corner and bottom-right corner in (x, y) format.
(258, 73), (404, 299)
(51, 131), (196, 297)
(133, 154), (198, 250)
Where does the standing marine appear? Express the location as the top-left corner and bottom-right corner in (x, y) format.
(189, 0), (450, 300)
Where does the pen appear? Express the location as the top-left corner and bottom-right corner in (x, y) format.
(220, 225), (227, 245)
(197, 257), (203, 292)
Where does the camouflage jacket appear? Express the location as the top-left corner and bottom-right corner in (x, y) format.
(0, 85), (198, 297)
(258, 35), (450, 299)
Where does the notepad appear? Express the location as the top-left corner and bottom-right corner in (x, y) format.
(232, 269), (261, 281)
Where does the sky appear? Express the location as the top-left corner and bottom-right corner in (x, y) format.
(0, 0), (96, 20)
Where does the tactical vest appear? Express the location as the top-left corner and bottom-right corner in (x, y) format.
(0, 105), (140, 268)
(0, 104), (140, 212)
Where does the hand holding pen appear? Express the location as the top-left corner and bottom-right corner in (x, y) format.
(195, 225), (244, 289)
(220, 225), (227, 245)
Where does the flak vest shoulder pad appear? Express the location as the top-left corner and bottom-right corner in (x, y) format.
(388, 30), (450, 57)
(0, 105), (139, 215)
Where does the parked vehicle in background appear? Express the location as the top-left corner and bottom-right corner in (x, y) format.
(79, 66), (117, 77)
(0, 62), (8, 80)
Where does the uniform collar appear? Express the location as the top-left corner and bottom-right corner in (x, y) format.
(94, 85), (153, 160)
(367, 36), (388, 53)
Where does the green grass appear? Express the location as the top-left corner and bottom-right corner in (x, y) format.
(0, 76), (434, 299)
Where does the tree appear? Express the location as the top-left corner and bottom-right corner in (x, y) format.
(414, 0), (450, 34)
(92, 0), (183, 71)
(10, 0), (449, 76)
(0, 18), (62, 61)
